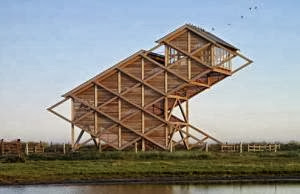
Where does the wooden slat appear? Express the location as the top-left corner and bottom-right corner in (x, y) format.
(71, 95), (167, 150)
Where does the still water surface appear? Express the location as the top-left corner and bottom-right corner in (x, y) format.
(1, 184), (300, 194)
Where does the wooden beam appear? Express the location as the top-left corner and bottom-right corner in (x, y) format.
(168, 98), (177, 121)
(186, 99), (189, 148)
(164, 46), (169, 147)
(94, 84), (98, 145)
(48, 108), (72, 124)
(118, 71), (122, 148)
(71, 98), (75, 148)
(119, 123), (165, 150)
(177, 99), (188, 122)
(70, 95), (167, 150)
(163, 40), (213, 69)
(141, 58), (145, 151)
(48, 97), (69, 110)
(117, 68), (165, 96)
(167, 95), (188, 100)
(189, 81), (210, 88)
(74, 130), (84, 146)
(62, 50), (145, 98)
(179, 130), (188, 150)
(76, 137), (93, 149)
(232, 61), (252, 74)
(93, 81), (168, 125)
(188, 124), (222, 144)
(140, 53), (189, 83)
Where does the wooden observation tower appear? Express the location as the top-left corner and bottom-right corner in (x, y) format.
(48, 24), (252, 151)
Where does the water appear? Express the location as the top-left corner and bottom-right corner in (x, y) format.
(1, 184), (300, 194)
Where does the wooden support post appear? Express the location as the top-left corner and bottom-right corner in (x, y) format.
(275, 144), (277, 153)
(135, 142), (138, 153)
(25, 143), (29, 156)
(187, 31), (191, 80)
(211, 45), (214, 66)
(205, 143), (209, 152)
(118, 71), (122, 148)
(94, 84), (98, 143)
(71, 98), (75, 150)
(141, 58), (145, 152)
(98, 138), (102, 152)
(164, 45), (169, 147)
(170, 141), (173, 153)
(240, 142), (243, 153)
(63, 143), (66, 154)
(248, 144), (249, 152)
(0, 139), (3, 156)
(186, 100), (189, 148)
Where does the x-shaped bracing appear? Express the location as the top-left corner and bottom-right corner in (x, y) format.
(49, 39), (251, 151)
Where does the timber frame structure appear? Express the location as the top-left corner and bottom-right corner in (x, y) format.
(48, 24), (252, 151)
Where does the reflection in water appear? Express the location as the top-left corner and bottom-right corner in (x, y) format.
(0, 184), (300, 194)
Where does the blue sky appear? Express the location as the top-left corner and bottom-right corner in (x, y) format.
(0, 0), (299, 143)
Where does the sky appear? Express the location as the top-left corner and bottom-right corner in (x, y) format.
(0, 0), (299, 143)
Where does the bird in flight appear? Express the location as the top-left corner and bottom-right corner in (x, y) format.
(241, 15), (244, 19)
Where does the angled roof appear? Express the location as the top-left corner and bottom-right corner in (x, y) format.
(156, 24), (239, 51)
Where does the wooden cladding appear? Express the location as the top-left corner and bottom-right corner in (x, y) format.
(48, 24), (252, 151)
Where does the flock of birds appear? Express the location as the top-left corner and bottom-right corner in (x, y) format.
(211, 5), (259, 32)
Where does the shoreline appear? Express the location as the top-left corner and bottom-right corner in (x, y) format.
(1, 151), (300, 186)
(1, 176), (300, 186)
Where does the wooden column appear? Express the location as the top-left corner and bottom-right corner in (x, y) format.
(118, 71), (122, 148)
(211, 45), (214, 66)
(63, 143), (66, 154)
(240, 142), (243, 153)
(135, 142), (138, 153)
(187, 31), (191, 80)
(141, 58), (145, 151)
(94, 84), (98, 149)
(25, 143), (29, 156)
(186, 99), (189, 148)
(0, 139), (3, 155)
(186, 31), (191, 148)
(164, 46), (169, 148)
(71, 98), (75, 149)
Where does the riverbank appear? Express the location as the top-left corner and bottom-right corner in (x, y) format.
(1, 151), (300, 185)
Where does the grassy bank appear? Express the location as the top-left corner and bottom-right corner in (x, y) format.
(1, 150), (300, 185)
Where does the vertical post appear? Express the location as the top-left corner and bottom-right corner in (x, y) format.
(63, 143), (66, 155)
(240, 142), (243, 153)
(164, 46), (169, 148)
(141, 58), (145, 151)
(186, 100), (189, 148)
(211, 45), (214, 66)
(0, 139), (4, 156)
(187, 31), (191, 80)
(25, 143), (29, 156)
(274, 144), (277, 153)
(205, 143), (209, 152)
(135, 142), (138, 153)
(94, 84), (98, 144)
(118, 71), (122, 148)
(170, 140), (173, 153)
(71, 98), (75, 149)
(247, 144), (249, 152)
(98, 139), (102, 152)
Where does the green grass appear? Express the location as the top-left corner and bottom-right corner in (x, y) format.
(1, 150), (300, 185)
